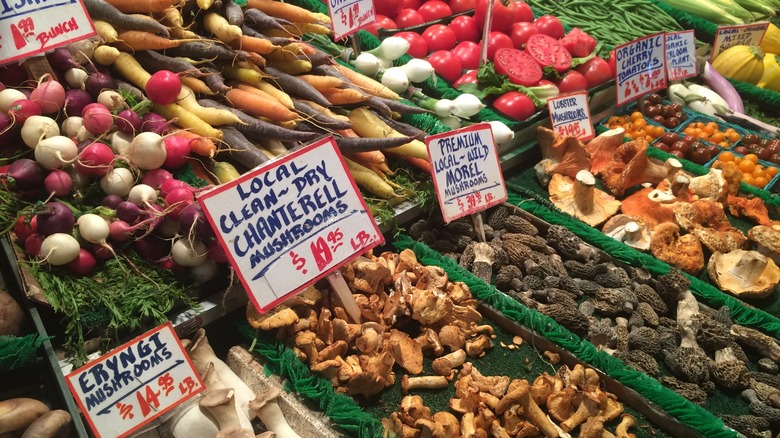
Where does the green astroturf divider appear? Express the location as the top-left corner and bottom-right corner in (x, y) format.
(393, 235), (738, 438)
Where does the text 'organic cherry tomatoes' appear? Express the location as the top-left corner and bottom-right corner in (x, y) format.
(474, 0), (516, 34)
(394, 8), (425, 28)
(494, 91), (536, 121)
(422, 24), (457, 51)
(510, 21), (538, 48)
(513, 1), (533, 22)
(453, 41), (481, 70)
(365, 15), (397, 36)
(428, 50), (463, 82)
(418, 0), (453, 22)
(395, 31), (428, 58)
(487, 31), (513, 61)
(533, 15), (564, 39)
(449, 15), (479, 42)
(575, 57), (613, 88)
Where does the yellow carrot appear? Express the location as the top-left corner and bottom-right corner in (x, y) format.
(197, 0), (215, 9)
(214, 161), (242, 184)
(257, 80), (294, 109)
(348, 108), (428, 160)
(158, 7), (183, 27)
(94, 21), (119, 43)
(260, 139), (287, 156)
(221, 66), (267, 84)
(105, 0), (182, 13)
(113, 52), (151, 88)
(296, 75), (344, 92)
(154, 103), (224, 139)
(180, 76), (214, 95)
(267, 59), (311, 75)
(344, 158), (397, 199)
(332, 64), (399, 100)
(283, 23), (331, 35)
(115, 31), (201, 51)
(204, 13), (242, 43)
(93, 45), (122, 65)
(177, 86), (243, 125)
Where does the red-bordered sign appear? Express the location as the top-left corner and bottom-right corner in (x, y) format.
(548, 91), (594, 141)
(327, 0), (376, 40)
(710, 22), (769, 63)
(614, 33), (667, 107)
(665, 30), (697, 81)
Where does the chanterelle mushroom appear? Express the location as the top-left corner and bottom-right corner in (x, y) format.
(586, 127), (625, 175)
(708, 250), (780, 299)
(601, 215), (651, 251)
(650, 223), (705, 275)
(601, 138), (681, 197)
(534, 126), (592, 186)
(549, 170), (621, 227)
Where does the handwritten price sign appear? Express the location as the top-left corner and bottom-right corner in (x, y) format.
(548, 91), (593, 141)
(665, 30), (696, 81)
(327, 0), (375, 40)
(65, 323), (204, 438)
(710, 22), (769, 63)
(615, 33), (667, 106)
(0, 0), (95, 65)
(426, 123), (507, 223)
(199, 136), (383, 313)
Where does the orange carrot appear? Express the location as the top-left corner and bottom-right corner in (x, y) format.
(174, 129), (218, 158)
(184, 156), (217, 184)
(225, 88), (299, 122)
(180, 76), (214, 95)
(115, 31), (199, 51)
(297, 74), (344, 92)
(402, 156), (432, 175)
(321, 87), (368, 105)
(104, 0), (182, 13)
(228, 35), (278, 54)
(244, 0), (322, 24)
(347, 151), (386, 165)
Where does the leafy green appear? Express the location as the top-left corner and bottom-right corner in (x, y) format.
(457, 63), (555, 107)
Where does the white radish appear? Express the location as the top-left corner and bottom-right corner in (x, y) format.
(401, 59), (435, 83)
(97, 90), (125, 112)
(76, 214), (111, 247)
(61, 117), (84, 138)
(380, 67), (410, 94)
(22, 116), (59, 148)
(367, 37), (410, 61)
(75, 125), (91, 143)
(191, 259), (218, 283)
(64, 68), (89, 89)
(488, 121), (514, 145)
(100, 167), (135, 197)
(127, 132), (167, 170)
(156, 218), (180, 238)
(0, 89), (26, 112)
(39, 233), (80, 265)
(109, 131), (133, 155)
(354, 53), (384, 76)
(452, 93), (486, 118)
(171, 238), (208, 267)
(35, 136), (78, 170)
(128, 184), (158, 208)
(434, 99), (455, 117)
(439, 116), (462, 129)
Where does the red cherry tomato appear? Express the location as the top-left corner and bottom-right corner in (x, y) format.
(418, 0), (453, 22)
(494, 91), (536, 121)
(394, 8), (425, 28)
(607, 49), (617, 76)
(533, 15), (564, 39)
(474, 0), (516, 34)
(448, 0), (475, 13)
(365, 15), (397, 36)
(453, 41), (481, 70)
(575, 57), (613, 88)
(487, 31), (513, 61)
(395, 31), (428, 58)
(428, 50), (463, 82)
(555, 70), (588, 93)
(513, 1), (533, 22)
(375, 0), (404, 21)
(454, 70), (479, 88)
(448, 15), (479, 42)
(399, 0), (421, 10)
(422, 24), (457, 51)
(509, 21), (538, 48)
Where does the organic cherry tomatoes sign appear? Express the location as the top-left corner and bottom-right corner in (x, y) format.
(198, 136), (383, 313)
(614, 33), (667, 106)
(548, 91), (594, 141)
(326, 0), (377, 39)
(65, 323), (204, 438)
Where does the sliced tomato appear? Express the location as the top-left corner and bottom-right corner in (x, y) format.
(525, 33), (572, 73)
(493, 48), (542, 86)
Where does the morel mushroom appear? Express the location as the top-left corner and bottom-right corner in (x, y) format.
(730, 325), (780, 363)
(601, 215), (651, 251)
(659, 376), (708, 405)
(471, 242), (495, 284)
(709, 347), (749, 389)
(534, 126), (592, 186)
(663, 319), (710, 385)
(549, 170), (621, 227)
(601, 138), (682, 197)
(650, 223), (705, 275)
(586, 127), (625, 175)
(708, 250), (780, 299)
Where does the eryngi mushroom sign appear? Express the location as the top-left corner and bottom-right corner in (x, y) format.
(198, 136), (383, 313)
(426, 123), (507, 223)
(65, 322), (204, 438)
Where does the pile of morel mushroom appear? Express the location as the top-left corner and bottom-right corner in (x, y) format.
(537, 126), (780, 300)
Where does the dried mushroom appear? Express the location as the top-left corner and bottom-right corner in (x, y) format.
(708, 250), (780, 299)
(549, 170), (621, 227)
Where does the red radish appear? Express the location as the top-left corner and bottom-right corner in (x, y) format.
(102, 194), (123, 209)
(76, 142), (114, 176)
(165, 188), (195, 221)
(44, 169), (72, 197)
(5, 158), (45, 190)
(36, 201), (75, 236)
(163, 135), (191, 169)
(47, 48), (80, 72)
(525, 34), (572, 73)
(141, 112), (170, 134)
(179, 202), (213, 240)
(35, 136), (79, 170)
(64, 89), (92, 117)
(82, 104), (113, 135)
(85, 72), (118, 100)
(494, 48), (543, 86)
(134, 234), (170, 262)
(30, 74), (66, 114)
(116, 201), (143, 224)
(141, 169), (173, 189)
(160, 179), (193, 198)
(208, 239), (229, 263)
(92, 244), (114, 260)
(109, 219), (134, 242)
(146, 70), (181, 105)
(24, 233), (44, 257)
(39, 233), (80, 265)
(560, 28), (597, 58)
(65, 248), (97, 276)
(14, 216), (38, 242)
(116, 108), (141, 135)
(8, 99), (42, 124)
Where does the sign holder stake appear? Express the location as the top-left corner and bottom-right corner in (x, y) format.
(327, 271), (362, 323)
(479, 0), (495, 64)
(472, 213), (487, 242)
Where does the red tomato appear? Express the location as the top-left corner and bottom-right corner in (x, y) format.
(575, 57), (613, 88)
(428, 50), (463, 82)
(607, 49), (617, 76)
(494, 91), (536, 120)
(454, 70), (479, 88)
(399, 0), (421, 10)
(365, 15), (397, 36)
(513, 1), (533, 22)
(449, 15), (479, 42)
(453, 41), (481, 70)
(418, 0), (453, 22)
(395, 31), (428, 58)
(487, 31), (513, 61)
(394, 8), (425, 28)
(555, 70), (588, 93)
(449, 0), (475, 13)
(375, 0), (404, 21)
(533, 15), (564, 39)
(422, 24), (457, 51)
(509, 21), (538, 48)
(474, 0), (516, 34)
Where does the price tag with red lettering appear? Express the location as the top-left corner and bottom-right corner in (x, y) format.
(426, 123), (507, 223)
(327, 0), (375, 40)
(665, 30), (696, 81)
(198, 136), (383, 313)
(710, 22), (769, 63)
(547, 91), (593, 141)
(615, 33), (667, 106)
(65, 323), (204, 438)
(0, 0), (95, 65)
